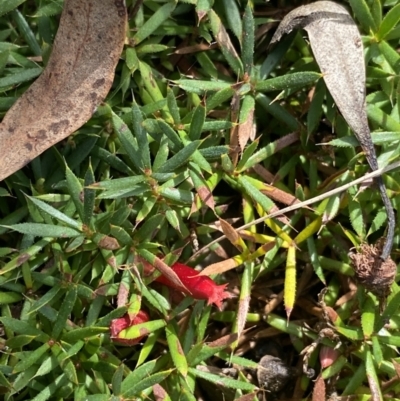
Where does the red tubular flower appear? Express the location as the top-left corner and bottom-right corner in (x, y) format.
(155, 262), (231, 310)
(110, 310), (149, 346)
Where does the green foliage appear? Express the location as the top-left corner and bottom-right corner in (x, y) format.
(1, 0), (400, 400)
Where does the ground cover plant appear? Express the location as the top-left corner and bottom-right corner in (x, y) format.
(1, 0), (400, 400)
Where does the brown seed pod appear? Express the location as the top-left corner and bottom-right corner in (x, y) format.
(349, 239), (396, 297)
(257, 355), (292, 393)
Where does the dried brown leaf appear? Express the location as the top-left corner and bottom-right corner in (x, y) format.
(271, 131), (300, 154)
(213, 16), (241, 65)
(234, 394), (259, 401)
(200, 258), (238, 277)
(238, 108), (255, 152)
(271, 1), (395, 260)
(153, 384), (168, 401)
(260, 185), (304, 207)
(252, 164), (275, 184)
(0, 0), (127, 180)
(219, 218), (244, 253)
(203, 217), (242, 232)
(210, 241), (231, 260)
(349, 240), (396, 298)
(236, 293), (250, 343)
(312, 374), (326, 401)
(207, 332), (239, 348)
(196, 185), (215, 211)
(117, 281), (130, 308)
(229, 92), (241, 166)
(367, 372), (383, 401)
(98, 235), (120, 250)
(264, 290), (284, 315)
(174, 42), (218, 54)
(272, 2), (367, 153)
(152, 256), (188, 293)
(106, 256), (117, 269)
(393, 359), (400, 379)
(267, 204), (292, 226)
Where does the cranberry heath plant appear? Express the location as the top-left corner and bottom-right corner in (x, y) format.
(0, 1), (400, 400)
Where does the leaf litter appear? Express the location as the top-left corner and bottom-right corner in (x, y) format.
(271, 0), (396, 297)
(0, 0), (127, 181)
(1, 2), (398, 399)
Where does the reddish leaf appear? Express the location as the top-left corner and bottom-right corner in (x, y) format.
(196, 185), (215, 210)
(110, 310), (150, 346)
(319, 345), (340, 368)
(238, 107), (255, 152)
(117, 281), (130, 309)
(153, 384), (168, 401)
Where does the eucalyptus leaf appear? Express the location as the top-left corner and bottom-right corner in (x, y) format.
(271, 1), (395, 260)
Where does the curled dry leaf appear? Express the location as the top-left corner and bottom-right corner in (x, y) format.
(271, 1), (395, 261)
(0, 0), (127, 181)
(367, 369), (383, 401)
(349, 239), (396, 298)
